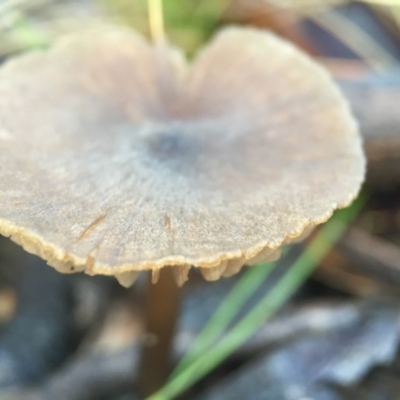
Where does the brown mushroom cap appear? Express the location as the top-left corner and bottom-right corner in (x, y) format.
(0, 25), (365, 282)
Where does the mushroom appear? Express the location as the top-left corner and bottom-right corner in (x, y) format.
(0, 23), (364, 394)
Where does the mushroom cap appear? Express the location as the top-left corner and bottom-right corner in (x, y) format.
(0, 25), (365, 278)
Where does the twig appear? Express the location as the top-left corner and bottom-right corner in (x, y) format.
(148, 0), (165, 44)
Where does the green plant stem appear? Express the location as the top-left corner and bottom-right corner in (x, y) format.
(147, 200), (363, 400)
(172, 261), (275, 377)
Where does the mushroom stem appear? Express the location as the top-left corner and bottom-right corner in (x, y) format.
(138, 266), (181, 396)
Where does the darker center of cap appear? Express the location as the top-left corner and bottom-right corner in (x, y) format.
(147, 129), (198, 162)
(152, 131), (188, 155)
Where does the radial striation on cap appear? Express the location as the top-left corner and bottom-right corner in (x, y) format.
(0, 24), (365, 284)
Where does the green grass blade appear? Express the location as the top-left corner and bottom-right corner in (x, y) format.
(172, 260), (276, 377)
(147, 199), (364, 400)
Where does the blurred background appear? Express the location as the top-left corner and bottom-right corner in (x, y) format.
(1, 1), (400, 399)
